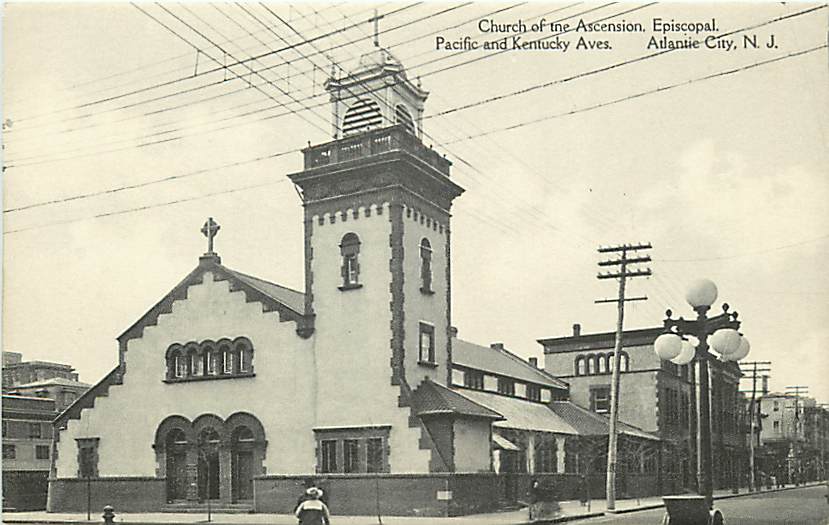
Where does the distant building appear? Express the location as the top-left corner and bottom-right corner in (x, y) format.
(2, 354), (90, 510)
(539, 323), (747, 493)
(2, 395), (56, 511)
(7, 378), (90, 411)
(2, 352), (80, 389)
(759, 393), (827, 483)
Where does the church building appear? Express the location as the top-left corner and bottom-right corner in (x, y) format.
(48, 49), (504, 516)
(48, 50), (662, 516)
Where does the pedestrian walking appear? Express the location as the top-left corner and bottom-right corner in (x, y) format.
(528, 478), (542, 521)
(295, 487), (331, 525)
(295, 479), (326, 512)
(577, 475), (588, 507)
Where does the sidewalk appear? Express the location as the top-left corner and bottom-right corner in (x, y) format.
(3, 483), (824, 525)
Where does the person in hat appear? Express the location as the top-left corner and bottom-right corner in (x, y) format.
(295, 479), (326, 511)
(295, 487), (331, 525)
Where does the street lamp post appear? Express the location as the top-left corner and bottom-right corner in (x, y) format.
(654, 279), (750, 511)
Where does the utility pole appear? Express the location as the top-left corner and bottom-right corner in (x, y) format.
(597, 242), (652, 511)
(740, 361), (770, 491)
(785, 385), (809, 484)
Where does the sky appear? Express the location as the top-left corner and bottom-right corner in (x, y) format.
(2, 3), (828, 404)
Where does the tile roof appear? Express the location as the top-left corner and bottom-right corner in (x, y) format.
(458, 389), (580, 434)
(452, 338), (567, 390)
(412, 379), (503, 420)
(548, 401), (660, 441)
(454, 389), (659, 440)
(223, 267), (306, 314)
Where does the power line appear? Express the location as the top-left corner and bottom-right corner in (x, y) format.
(443, 43), (827, 145)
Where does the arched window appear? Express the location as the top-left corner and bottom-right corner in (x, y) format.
(340, 233), (361, 288)
(236, 340), (252, 373)
(395, 104), (415, 134)
(576, 356), (586, 376)
(206, 345), (220, 376)
(187, 344), (202, 376)
(220, 344), (233, 375)
(343, 99), (382, 135)
(609, 354), (615, 373)
(587, 355), (595, 375)
(598, 355), (607, 374)
(420, 238), (432, 293)
(174, 350), (186, 379)
(620, 352), (630, 372)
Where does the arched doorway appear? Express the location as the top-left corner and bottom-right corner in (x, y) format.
(231, 426), (255, 501)
(165, 429), (189, 502)
(197, 428), (221, 501)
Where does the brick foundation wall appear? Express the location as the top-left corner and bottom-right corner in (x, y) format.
(47, 477), (164, 512)
(3, 471), (49, 511)
(255, 474), (502, 517)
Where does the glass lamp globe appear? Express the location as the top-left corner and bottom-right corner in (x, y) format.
(654, 333), (683, 361)
(710, 328), (742, 356)
(727, 336), (750, 362)
(686, 279), (718, 308)
(670, 339), (695, 365)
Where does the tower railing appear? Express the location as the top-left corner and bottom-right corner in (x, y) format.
(303, 124), (451, 176)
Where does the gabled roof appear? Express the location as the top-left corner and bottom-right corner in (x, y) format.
(412, 379), (503, 420)
(455, 389), (659, 441)
(452, 337), (567, 390)
(118, 254), (313, 347)
(548, 401), (660, 441)
(459, 389), (578, 434)
(223, 268), (305, 314)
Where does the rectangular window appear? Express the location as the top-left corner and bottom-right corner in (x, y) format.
(343, 439), (360, 473)
(345, 255), (359, 285)
(3, 444), (16, 459)
(591, 386), (611, 414)
(2, 421), (7, 437)
(320, 440), (337, 474)
(773, 420), (780, 432)
(29, 422), (42, 438)
(773, 401), (779, 411)
(76, 438), (99, 478)
(366, 438), (384, 473)
(419, 323), (435, 364)
(36, 445), (50, 460)
(464, 370), (484, 390)
(498, 378), (515, 396)
(527, 385), (541, 402)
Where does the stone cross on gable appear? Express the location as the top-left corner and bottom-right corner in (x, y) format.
(201, 217), (220, 254)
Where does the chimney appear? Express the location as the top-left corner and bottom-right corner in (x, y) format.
(573, 323), (581, 337)
(449, 326), (458, 338)
(490, 343), (504, 351)
(529, 357), (538, 368)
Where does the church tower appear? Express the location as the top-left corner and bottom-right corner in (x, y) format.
(288, 49), (465, 473)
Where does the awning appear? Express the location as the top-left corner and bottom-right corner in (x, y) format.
(493, 432), (521, 451)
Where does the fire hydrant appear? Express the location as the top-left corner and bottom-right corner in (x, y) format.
(102, 505), (115, 525)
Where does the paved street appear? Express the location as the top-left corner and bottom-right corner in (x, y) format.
(581, 485), (829, 525)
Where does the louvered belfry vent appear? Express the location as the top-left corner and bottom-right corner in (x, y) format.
(343, 99), (383, 135)
(395, 104), (415, 135)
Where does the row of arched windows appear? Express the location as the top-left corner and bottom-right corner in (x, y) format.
(339, 233), (433, 294)
(574, 352), (630, 376)
(165, 337), (254, 382)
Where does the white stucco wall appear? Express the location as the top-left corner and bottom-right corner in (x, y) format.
(401, 205), (449, 389)
(55, 271), (317, 478)
(309, 204), (430, 473)
(453, 419), (491, 473)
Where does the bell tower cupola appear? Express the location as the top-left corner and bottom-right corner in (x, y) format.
(325, 48), (428, 140)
